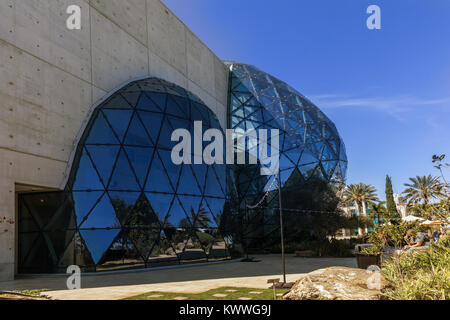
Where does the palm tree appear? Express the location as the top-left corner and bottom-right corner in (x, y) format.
(190, 207), (212, 228)
(370, 201), (387, 222)
(403, 175), (442, 205)
(343, 183), (379, 236)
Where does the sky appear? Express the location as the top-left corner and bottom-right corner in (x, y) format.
(163, 0), (450, 200)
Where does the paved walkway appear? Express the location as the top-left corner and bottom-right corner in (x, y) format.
(0, 255), (356, 300)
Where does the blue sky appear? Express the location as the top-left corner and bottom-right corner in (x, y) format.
(163, 0), (450, 200)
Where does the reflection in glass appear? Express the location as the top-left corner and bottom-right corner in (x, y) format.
(225, 62), (348, 252)
(17, 78), (230, 273)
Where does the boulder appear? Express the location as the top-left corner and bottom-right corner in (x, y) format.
(282, 267), (388, 300)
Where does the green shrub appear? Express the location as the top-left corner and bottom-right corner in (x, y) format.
(365, 222), (424, 255)
(267, 239), (355, 257)
(381, 235), (450, 300)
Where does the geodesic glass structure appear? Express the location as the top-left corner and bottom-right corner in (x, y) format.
(17, 78), (229, 273)
(226, 62), (348, 249)
(227, 62), (347, 194)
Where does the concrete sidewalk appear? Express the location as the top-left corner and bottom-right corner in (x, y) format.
(0, 255), (356, 300)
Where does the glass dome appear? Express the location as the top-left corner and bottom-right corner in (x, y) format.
(18, 78), (229, 273)
(226, 62), (347, 196)
(225, 62), (348, 248)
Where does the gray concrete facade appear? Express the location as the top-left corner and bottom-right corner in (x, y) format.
(0, 0), (229, 281)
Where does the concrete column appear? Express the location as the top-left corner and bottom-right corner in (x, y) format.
(0, 179), (15, 281)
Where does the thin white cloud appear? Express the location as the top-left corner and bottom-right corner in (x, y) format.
(307, 94), (450, 120)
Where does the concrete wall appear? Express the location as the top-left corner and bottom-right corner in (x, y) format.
(0, 0), (229, 281)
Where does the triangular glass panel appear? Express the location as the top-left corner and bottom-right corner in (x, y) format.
(123, 113), (152, 147)
(145, 153), (175, 193)
(232, 106), (245, 118)
(121, 92), (141, 108)
(191, 103), (210, 125)
(168, 85), (187, 98)
(86, 145), (120, 185)
(214, 165), (227, 195)
(192, 164), (207, 193)
(204, 197), (225, 227)
(102, 94), (132, 109)
(108, 149), (141, 191)
(135, 92), (163, 112)
(331, 164), (344, 182)
(279, 153), (295, 170)
(137, 111), (164, 144)
(284, 167), (305, 189)
(129, 226), (160, 261)
(86, 112), (120, 145)
(168, 117), (191, 150)
(284, 148), (302, 167)
(164, 197), (191, 229)
(178, 196), (203, 225)
(280, 168), (293, 187)
(146, 92), (167, 111)
(102, 109), (133, 143)
(165, 95), (188, 118)
(321, 160), (336, 177)
(124, 147), (154, 188)
(125, 193), (160, 227)
(230, 96), (244, 112)
(72, 191), (104, 227)
(79, 193), (119, 229)
(300, 163), (318, 179)
(108, 191), (140, 226)
(204, 166), (224, 197)
(72, 149), (104, 191)
(145, 193), (174, 220)
(157, 149), (182, 190)
(177, 165), (202, 196)
(299, 148), (317, 166)
(80, 229), (120, 264)
(155, 116), (174, 149)
(96, 231), (127, 270)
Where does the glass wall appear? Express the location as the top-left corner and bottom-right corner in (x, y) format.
(225, 62), (348, 251)
(18, 78), (230, 273)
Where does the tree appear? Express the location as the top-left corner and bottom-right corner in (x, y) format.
(343, 183), (379, 235)
(281, 177), (353, 241)
(191, 207), (212, 228)
(385, 175), (400, 220)
(343, 183), (379, 215)
(370, 201), (387, 223)
(403, 175), (442, 205)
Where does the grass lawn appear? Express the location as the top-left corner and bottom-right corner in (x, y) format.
(0, 289), (50, 300)
(124, 287), (289, 300)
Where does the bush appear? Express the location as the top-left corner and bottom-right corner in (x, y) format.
(364, 222), (424, 255)
(267, 239), (355, 257)
(381, 235), (450, 300)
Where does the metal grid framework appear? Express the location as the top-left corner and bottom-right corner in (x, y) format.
(18, 78), (230, 273)
(226, 62), (348, 248)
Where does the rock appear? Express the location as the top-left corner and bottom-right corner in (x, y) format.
(164, 248), (175, 255)
(282, 267), (388, 300)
